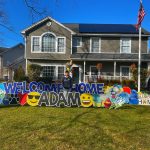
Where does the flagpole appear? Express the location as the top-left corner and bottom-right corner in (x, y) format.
(138, 26), (142, 92)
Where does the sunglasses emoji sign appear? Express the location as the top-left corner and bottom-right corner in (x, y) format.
(27, 92), (40, 106)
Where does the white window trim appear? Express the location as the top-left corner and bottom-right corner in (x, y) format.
(57, 37), (66, 53)
(3, 67), (9, 77)
(120, 38), (131, 53)
(31, 32), (66, 54)
(40, 64), (66, 79)
(90, 37), (101, 53)
(41, 32), (57, 53)
(41, 32), (56, 37)
(71, 35), (73, 54)
(57, 66), (66, 80)
(72, 37), (82, 47)
(120, 66), (131, 78)
(147, 39), (149, 53)
(31, 36), (41, 53)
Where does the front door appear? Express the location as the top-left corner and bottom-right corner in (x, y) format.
(72, 67), (79, 83)
(120, 66), (130, 80)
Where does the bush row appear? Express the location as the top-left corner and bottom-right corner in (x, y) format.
(12, 64), (146, 91)
(95, 79), (137, 89)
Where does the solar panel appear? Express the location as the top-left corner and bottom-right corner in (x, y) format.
(79, 24), (139, 34)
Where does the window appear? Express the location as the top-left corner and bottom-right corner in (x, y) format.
(91, 37), (100, 53)
(42, 33), (56, 52)
(3, 67), (9, 80)
(58, 66), (65, 80)
(42, 66), (56, 78)
(120, 38), (131, 53)
(58, 38), (65, 52)
(31, 32), (66, 53)
(120, 66), (130, 77)
(90, 66), (98, 75)
(42, 66), (65, 80)
(73, 37), (82, 47)
(147, 40), (150, 53)
(32, 37), (40, 52)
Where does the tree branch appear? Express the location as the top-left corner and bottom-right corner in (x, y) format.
(24, 0), (46, 15)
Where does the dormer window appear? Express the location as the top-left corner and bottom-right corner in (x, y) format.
(31, 32), (65, 53)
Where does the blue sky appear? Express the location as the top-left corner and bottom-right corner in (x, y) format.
(1, 0), (150, 47)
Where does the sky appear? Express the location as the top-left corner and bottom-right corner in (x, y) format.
(0, 0), (150, 47)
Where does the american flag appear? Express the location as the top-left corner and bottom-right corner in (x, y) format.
(136, 0), (146, 29)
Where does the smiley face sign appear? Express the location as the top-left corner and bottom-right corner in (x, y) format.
(27, 92), (40, 106)
(80, 93), (93, 107)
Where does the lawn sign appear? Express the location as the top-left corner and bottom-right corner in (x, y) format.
(0, 81), (149, 108)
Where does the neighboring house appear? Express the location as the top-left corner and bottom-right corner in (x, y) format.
(0, 43), (25, 81)
(21, 16), (150, 83)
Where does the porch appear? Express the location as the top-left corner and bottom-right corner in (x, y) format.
(72, 61), (148, 83)
(71, 53), (150, 83)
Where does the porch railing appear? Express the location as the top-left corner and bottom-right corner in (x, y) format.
(85, 75), (130, 83)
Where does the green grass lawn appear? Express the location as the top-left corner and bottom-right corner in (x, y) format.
(0, 105), (150, 150)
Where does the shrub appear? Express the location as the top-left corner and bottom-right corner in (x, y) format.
(96, 78), (136, 89)
(97, 78), (121, 86)
(122, 80), (136, 89)
(27, 64), (42, 82)
(0, 78), (5, 82)
(130, 64), (148, 88)
(37, 77), (52, 84)
(14, 65), (26, 82)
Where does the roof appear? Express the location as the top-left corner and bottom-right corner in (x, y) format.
(21, 17), (75, 34)
(0, 47), (9, 54)
(63, 24), (150, 35)
(21, 16), (150, 35)
(70, 53), (150, 61)
(11, 43), (24, 50)
(0, 43), (24, 55)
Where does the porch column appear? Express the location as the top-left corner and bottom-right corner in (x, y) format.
(83, 61), (86, 83)
(25, 59), (28, 75)
(147, 62), (150, 71)
(114, 61), (116, 79)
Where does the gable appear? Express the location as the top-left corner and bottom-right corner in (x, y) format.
(21, 17), (75, 35)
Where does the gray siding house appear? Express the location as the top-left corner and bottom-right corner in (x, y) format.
(22, 17), (150, 83)
(0, 43), (25, 81)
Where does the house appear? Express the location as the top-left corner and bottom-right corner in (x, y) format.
(0, 43), (25, 81)
(21, 16), (150, 83)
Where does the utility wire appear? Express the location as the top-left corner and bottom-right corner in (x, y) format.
(24, 0), (46, 15)
(24, 0), (49, 24)
(0, 23), (22, 37)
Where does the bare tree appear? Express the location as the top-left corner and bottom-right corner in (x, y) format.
(0, 0), (10, 45)
(0, 0), (59, 31)
(24, 0), (46, 15)
(0, 0), (61, 45)
(0, 0), (48, 45)
(0, 0), (7, 23)
(24, 0), (50, 23)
